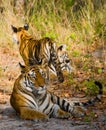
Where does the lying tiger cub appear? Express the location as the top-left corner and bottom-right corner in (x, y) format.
(10, 63), (102, 121)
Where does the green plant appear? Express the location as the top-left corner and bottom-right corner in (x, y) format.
(98, 68), (103, 74)
(72, 50), (81, 57)
(43, 32), (58, 40)
(82, 79), (100, 95)
(68, 73), (74, 84)
(84, 115), (92, 122)
(84, 112), (95, 122)
(84, 54), (92, 58)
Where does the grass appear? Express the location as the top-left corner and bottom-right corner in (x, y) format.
(0, 1), (105, 47)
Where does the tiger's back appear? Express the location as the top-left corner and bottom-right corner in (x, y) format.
(18, 34), (54, 65)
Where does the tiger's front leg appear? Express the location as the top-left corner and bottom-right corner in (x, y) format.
(51, 56), (64, 83)
(50, 45), (64, 83)
(42, 58), (50, 83)
(20, 107), (49, 121)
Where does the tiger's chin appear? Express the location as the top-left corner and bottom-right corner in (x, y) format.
(37, 89), (46, 95)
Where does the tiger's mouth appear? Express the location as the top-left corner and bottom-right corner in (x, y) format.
(31, 85), (46, 95)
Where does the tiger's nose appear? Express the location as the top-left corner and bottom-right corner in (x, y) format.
(40, 85), (44, 88)
(65, 59), (70, 63)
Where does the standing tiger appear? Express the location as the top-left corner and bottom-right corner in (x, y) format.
(11, 24), (72, 83)
(10, 63), (103, 121)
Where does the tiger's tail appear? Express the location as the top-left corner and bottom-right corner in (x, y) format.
(50, 81), (103, 116)
(74, 81), (103, 107)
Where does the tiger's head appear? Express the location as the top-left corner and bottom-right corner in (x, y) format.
(11, 24), (29, 44)
(57, 44), (73, 73)
(19, 63), (47, 95)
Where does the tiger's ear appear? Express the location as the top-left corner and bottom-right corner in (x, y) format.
(24, 23), (29, 30)
(58, 44), (66, 51)
(11, 25), (17, 33)
(19, 62), (26, 73)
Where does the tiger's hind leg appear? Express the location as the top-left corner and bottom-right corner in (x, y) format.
(20, 107), (49, 121)
(51, 104), (70, 119)
(56, 109), (71, 119)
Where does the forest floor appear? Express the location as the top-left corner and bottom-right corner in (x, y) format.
(0, 44), (106, 130)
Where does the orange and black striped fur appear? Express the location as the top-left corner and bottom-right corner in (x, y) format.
(10, 63), (103, 121)
(11, 24), (65, 83)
